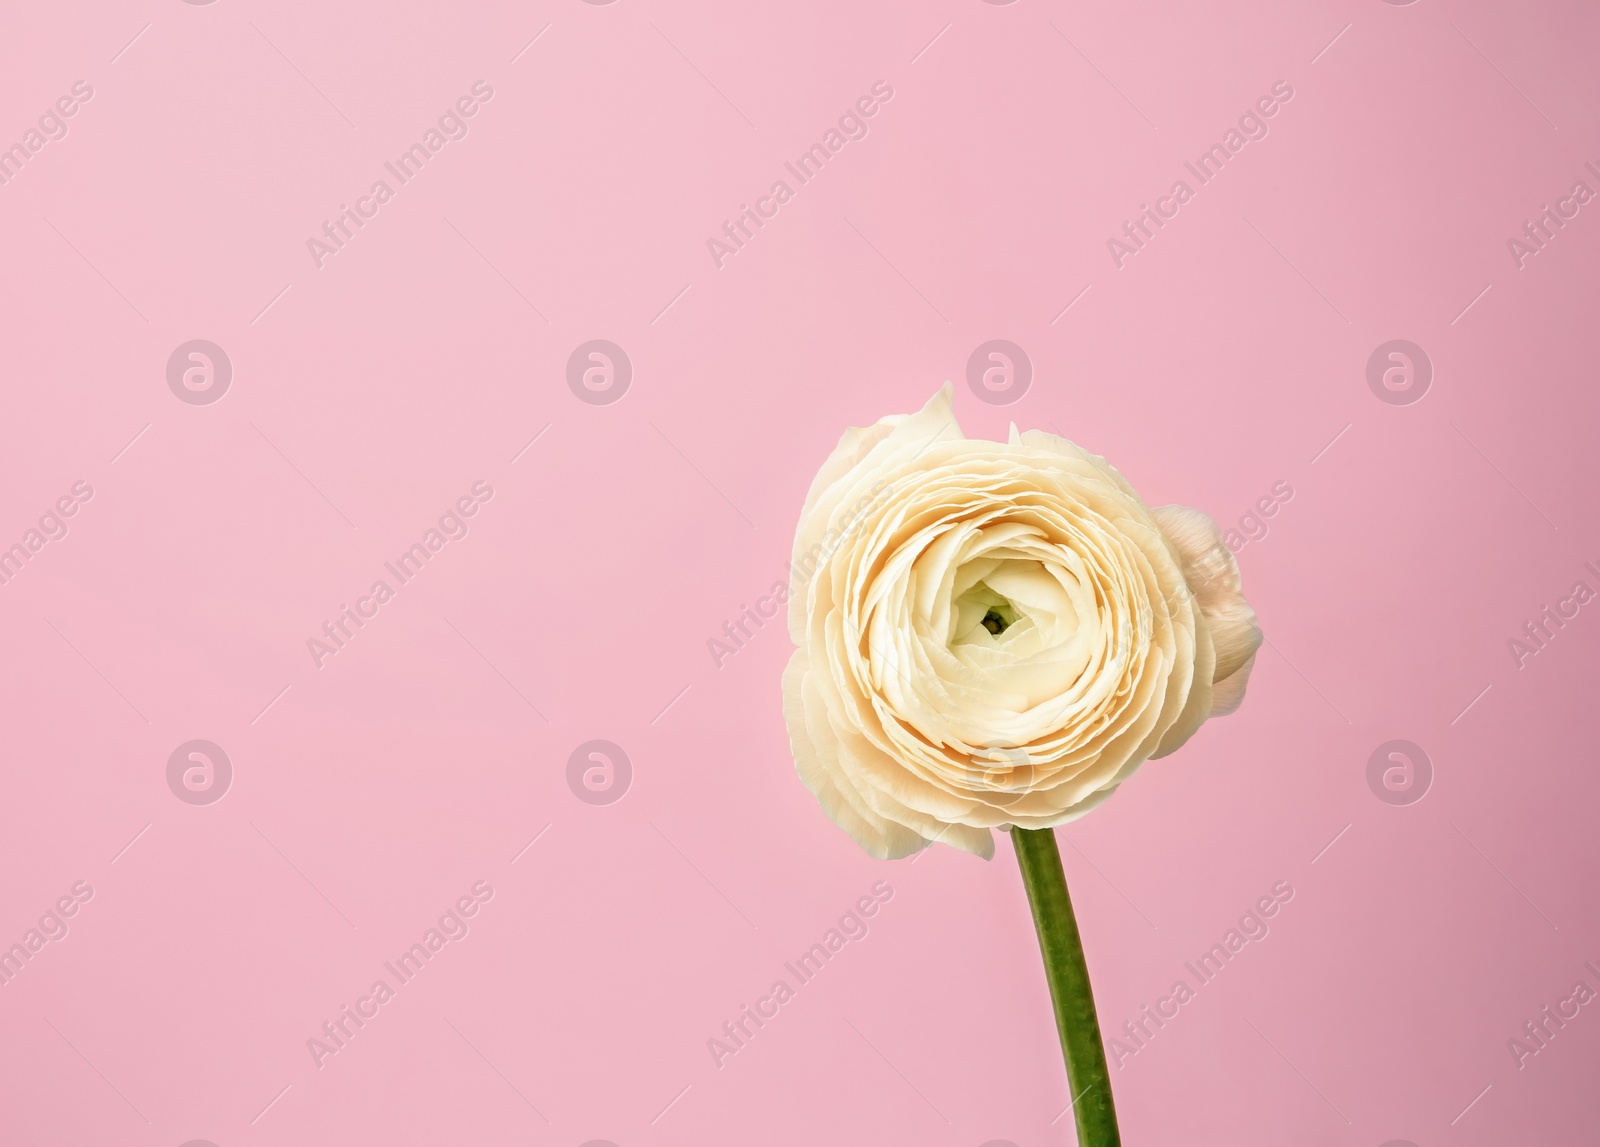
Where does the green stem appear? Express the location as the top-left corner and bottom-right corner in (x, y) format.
(1012, 826), (1121, 1147)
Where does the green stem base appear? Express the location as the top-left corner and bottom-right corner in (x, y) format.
(1012, 826), (1121, 1146)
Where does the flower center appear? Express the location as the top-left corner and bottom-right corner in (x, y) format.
(953, 580), (1022, 645)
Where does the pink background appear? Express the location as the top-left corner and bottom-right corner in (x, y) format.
(2, 1), (1598, 1144)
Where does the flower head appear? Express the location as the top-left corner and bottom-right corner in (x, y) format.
(783, 388), (1261, 858)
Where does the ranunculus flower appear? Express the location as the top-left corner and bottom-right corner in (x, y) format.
(783, 387), (1261, 859)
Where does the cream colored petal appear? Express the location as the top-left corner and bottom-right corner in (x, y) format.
(927, 825), (997, 860)
(1005, 783), (1119, 830)
(1208, 650), (1257, 717)
(1149, 505), (1241, 604)
(1150, 598), (1216, 759)
(1204, 596), (1260, 683)
(1015, 428), (1148, 506)
(861, 779), (997, 859)
(784, 405), (1262, 858)
(1150, 504), (1262, 683)
(782, 651), (926, 858)
(788, 387), (964, 643)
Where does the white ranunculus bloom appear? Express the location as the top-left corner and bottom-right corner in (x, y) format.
(783, 387), (1261, 859)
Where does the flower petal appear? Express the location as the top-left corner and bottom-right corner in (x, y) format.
(782, 397), (1261, 858)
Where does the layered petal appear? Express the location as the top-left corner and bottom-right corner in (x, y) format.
(782, 393), (1261, 857)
